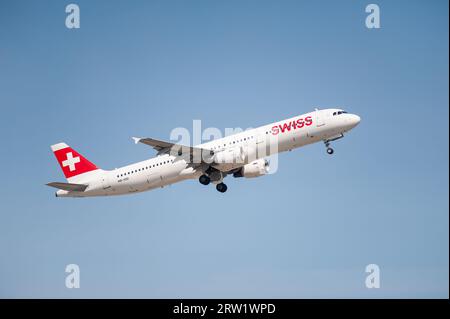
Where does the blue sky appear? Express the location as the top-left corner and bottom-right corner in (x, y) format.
(0, 0), (448, 298)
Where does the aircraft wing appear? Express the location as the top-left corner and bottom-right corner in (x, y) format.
(46, 182), (88, 192)
(132, 137), (214, 163)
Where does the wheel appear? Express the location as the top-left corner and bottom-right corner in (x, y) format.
(199, 175), (210, 185)
(216, 183), (228, 193)
(327, 147), (334, 155)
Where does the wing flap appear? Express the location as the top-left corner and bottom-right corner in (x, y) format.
(132, 137), (175, 152)
(132, 137), (214, 163)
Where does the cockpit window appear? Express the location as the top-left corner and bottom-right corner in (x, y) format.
(334, 110), (348, 116)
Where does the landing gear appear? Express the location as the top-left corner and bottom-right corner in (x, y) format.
(200, 167), (228, 192)
(216, 183), (228, 193)
(199, 174), (211, 185)
(324, 140), (334, 155)
(323, 134), (344, 155)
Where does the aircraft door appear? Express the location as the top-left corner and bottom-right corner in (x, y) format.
(256, 132), (265, 145)
(256, 131), (270, 159)
(315, 109), (325, 128)
(101, 174), (113, 193)
(307, 110), (325, 139)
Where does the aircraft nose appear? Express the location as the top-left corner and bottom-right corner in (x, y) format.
(350, 114), (361, 127)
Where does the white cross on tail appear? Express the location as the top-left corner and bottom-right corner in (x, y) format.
(62, 152), (80, 171)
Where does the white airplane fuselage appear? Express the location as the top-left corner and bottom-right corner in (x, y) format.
(52, 108), (360, 197)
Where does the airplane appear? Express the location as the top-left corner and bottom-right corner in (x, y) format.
(47, 108), (360, 197)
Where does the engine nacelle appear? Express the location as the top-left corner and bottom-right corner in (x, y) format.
(233, 159), (269, 178)
(214, 147), (245, 165)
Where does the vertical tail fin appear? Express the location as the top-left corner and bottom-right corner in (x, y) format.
(51, 142), (99, 180)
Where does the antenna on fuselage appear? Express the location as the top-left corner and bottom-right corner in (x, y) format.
(314, 107), (319, 111)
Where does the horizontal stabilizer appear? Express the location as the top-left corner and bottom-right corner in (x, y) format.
(46, 182), (88, 192)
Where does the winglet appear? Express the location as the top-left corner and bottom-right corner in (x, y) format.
(132, 137), (141, 144)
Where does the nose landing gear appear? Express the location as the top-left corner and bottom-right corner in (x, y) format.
(324, 140), (334, 155)
(323, 134), (344, 155)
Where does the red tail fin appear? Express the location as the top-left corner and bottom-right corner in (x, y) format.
(51, 143), (98, 179)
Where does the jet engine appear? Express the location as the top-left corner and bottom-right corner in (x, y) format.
(233, 158), (270, 178)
